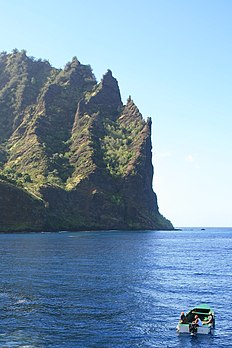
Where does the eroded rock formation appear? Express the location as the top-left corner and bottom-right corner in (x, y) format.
(0, 50), (173, 231)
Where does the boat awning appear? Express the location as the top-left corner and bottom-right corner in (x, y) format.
(192, 311), (210, 315)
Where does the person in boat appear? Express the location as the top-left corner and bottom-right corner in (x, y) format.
(180, 312), (188, 324)
(203, 312), (213, 325)
(189, 315), (203, 333)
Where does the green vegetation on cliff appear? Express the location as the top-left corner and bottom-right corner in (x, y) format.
(0, 50), (173, 232)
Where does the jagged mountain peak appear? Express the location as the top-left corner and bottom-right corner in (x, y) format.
(125, 96), (141, 114)
(70, 56), (80, 66)
(117, 96), (144, 128)
(101, 69), (116, 86)
(75, 69), (122, 123)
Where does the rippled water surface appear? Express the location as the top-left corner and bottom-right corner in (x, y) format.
(0, 228), (232, 347)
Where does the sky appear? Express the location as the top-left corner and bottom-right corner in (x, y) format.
(0, 0), (231, 227)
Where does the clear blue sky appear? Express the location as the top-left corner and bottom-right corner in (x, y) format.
(0, 0), (231, 227)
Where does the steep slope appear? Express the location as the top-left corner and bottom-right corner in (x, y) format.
(0, 50), (52, 141)
(0, 179), (45, 231)
(0, 50), (173, 232)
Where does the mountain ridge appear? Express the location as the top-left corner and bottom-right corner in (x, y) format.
(0, 49), (173, 232)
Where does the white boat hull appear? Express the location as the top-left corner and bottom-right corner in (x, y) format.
(176, 323), (213, 335)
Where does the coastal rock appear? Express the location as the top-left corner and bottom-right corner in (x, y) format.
(0, 50), (173, 232)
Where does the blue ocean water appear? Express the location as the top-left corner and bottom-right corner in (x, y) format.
(0, 228), (231, 347)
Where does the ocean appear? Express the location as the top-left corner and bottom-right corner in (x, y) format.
(0, 228), (231, 347)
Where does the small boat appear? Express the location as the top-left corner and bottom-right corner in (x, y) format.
(176, 304), (215, 335)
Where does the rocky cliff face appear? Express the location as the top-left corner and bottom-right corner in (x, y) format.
(0, 50), (173, 231)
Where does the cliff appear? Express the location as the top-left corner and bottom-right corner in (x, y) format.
(0, 50), (173, 231)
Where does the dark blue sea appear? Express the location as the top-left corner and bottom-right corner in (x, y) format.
(0, 228), (231, 347)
